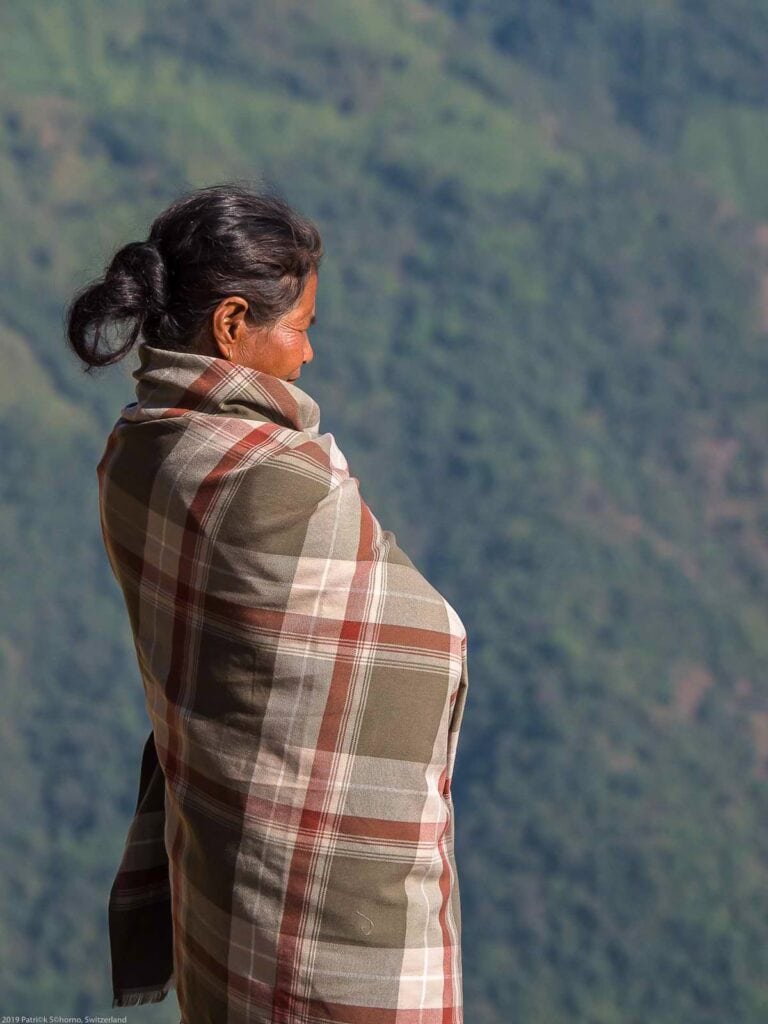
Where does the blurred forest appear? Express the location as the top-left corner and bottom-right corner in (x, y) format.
(1, 1), (768, 1021)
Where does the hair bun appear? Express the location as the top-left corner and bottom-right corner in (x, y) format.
(109, 239), (168, 313)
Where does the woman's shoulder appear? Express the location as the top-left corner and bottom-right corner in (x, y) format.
(269, 427), (351, 490)
(212, 425), (355, 531)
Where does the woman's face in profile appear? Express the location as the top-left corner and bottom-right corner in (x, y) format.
(206, 269), (317, 382)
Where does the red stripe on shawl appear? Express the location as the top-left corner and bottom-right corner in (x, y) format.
(271, 488), (395, 1019)
(155, 739), (441, 845)
(98, 531), (453, 661)
(164, 421), (279, 1010)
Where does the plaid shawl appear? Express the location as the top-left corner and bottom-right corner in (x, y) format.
(96, 340), (469, 1022)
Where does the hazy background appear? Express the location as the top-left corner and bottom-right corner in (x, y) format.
(2, 2), (768, 1021)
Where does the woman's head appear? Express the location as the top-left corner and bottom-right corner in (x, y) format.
(65, 181), (323, 380)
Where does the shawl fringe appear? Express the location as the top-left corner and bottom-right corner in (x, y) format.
(113, 975), (174, 1007)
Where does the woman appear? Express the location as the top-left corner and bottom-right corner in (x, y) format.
(67, 182), (469, 1023)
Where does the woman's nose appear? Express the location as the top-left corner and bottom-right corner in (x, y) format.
(303, 337), (314, 363)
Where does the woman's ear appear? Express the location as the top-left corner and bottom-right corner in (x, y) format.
(211, 295), (250, 357)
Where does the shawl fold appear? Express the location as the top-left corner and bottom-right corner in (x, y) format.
(97, 341), (469, 1023)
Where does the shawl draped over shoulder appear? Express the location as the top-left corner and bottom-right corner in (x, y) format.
(96, 341), (469, 1023)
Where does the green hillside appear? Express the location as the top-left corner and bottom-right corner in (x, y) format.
(1, 1), (768, 1020)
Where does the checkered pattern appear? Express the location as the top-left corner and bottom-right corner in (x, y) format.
(97, 342), (469, 1022)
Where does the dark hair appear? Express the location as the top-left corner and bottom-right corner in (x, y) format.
(65, 180), (323, 372)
